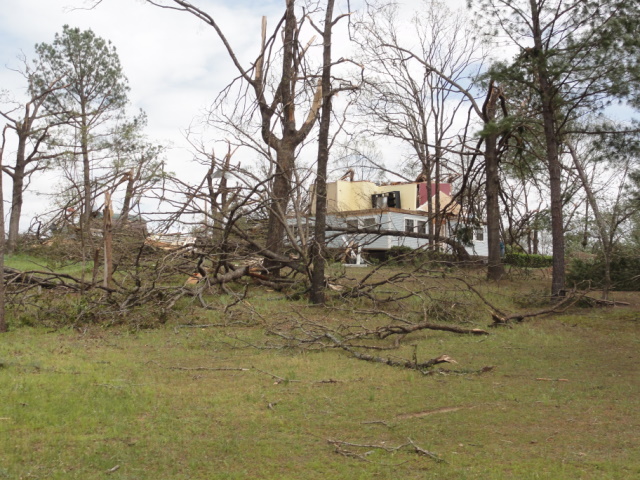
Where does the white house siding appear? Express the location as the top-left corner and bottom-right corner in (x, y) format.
(387, 211), (425, 249)
(292, 212), (488, 257)
(325, 212), (391, 250)
(448, 221), (489, 257)
(468, 229), (489, 256)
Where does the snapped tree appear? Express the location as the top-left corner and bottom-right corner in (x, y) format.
(0, 61), (67, 253)
(143, 0), (323, 276)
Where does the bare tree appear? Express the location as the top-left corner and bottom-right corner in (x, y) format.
(309, 0), (359, 304)
(353, 1), (506, 274)
(0, 125), (7, 332)
(0, 62), (67, 253)
(566, 136), (638, 297)
(353, 1), (479, 247)
(143, 0), (325, 276)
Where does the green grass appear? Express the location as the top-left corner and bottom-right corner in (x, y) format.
(5, 253), (93, 277)
(0, 273), (639, 479)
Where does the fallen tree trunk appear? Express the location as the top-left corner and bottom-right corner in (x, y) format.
(3, 267), (116, 292)
(375, 322), (489, 338)
(324, 332), (456, 371)
(451, 275), (588, 325)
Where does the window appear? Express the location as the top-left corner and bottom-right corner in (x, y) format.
(417, 221), (427, 235)
(346, 219), (358, 230)
(372, 194), (388, 209)
(475, 228), (484, 241)
(405, 219), (415, 233)
(362, 217), (376, 229)
(387, 191), (401, 208)
(372, 191), (401, 209)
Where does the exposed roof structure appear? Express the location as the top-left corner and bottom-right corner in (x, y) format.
(417, 191), (461, 216)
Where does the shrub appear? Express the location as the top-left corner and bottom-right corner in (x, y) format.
(386, 246), (415, 263)
(567, 254), (640, 291)
(385, 246), (458, 267)
(504, 252), (553, 268)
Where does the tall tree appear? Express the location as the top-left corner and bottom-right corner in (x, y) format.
(354, 1), (506, 276)
(309, 0), (356, 303)
(0, 61), (67, 253)
(566, 132), (639, 297)
(469, 0), (640, 296)
(0, 126), (7, 332)
(143, 0), (322, 275)
(32, 25), (129, 239)
(479, 81), (509, 280)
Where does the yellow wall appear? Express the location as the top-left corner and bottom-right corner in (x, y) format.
(377, 183), (418, 210)
(322, 180), (446, 213)
(342, 181), (377, 211)
(323, 180), (377, 212)
(324, 182), (337, 213)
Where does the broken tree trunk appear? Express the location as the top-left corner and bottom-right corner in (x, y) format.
(103, 192), (113, 289)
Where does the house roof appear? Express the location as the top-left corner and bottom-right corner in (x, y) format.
(417, 192), (461, 215)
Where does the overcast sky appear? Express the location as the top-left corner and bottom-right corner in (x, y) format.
(0, 0), (471, 224)
(0, 0), (284, 156)
(0, 0), (296, 220)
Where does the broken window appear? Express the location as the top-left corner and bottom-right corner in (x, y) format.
(405, 219), (415, 233)
(362, 218), (377, 229)
(372, 191), (401, 209)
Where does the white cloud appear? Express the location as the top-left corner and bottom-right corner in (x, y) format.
(0, 0), (478, 228)
(0, 0), (283, 224)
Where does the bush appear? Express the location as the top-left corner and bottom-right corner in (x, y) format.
(386, 246), (415, 263)
(385, 246), (457, 267)
(504, 252), (553, 268)
(567, 254), (640, 291)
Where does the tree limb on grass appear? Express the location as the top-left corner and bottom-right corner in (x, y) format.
(374, 321), (489, 338)
(324, 332), (456, 372)
(452, 275), (590, 325)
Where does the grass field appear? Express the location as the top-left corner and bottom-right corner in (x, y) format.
(1, 269), (639, 479)
(5, 254), (93, 277)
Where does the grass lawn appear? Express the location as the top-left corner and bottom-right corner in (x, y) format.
(5, 254), (93, 277)
(0, 271), (639, 479)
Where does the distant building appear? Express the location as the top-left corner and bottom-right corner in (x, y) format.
(293, 178), (487, 263)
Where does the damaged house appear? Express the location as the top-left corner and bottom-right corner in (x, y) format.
(292, 176), (488, 263)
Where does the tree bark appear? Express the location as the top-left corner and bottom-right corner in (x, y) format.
(6, 149), (25, 254)
(103, 192), (113, 289)
(0, 127), (7, 332)
(530, 0), (565, 296)
(81, 111), (93, 238)
(264, 146), (295, 275)
(120, 168), (136, 221)
(310, 0), (335, 304)
(483, 83), (505, 281)
(567, 142), (612, 299)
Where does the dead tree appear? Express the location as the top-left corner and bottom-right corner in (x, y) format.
(309, 0), (359, 304)
(0, 65), (67, 253)
(0, 126), (7, 332)
(145, 0), (323, 276)
(353, 1), (487, 251)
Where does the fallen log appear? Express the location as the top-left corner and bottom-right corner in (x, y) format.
(375, 321), (489, 338)
(324, 332), (457, 371)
